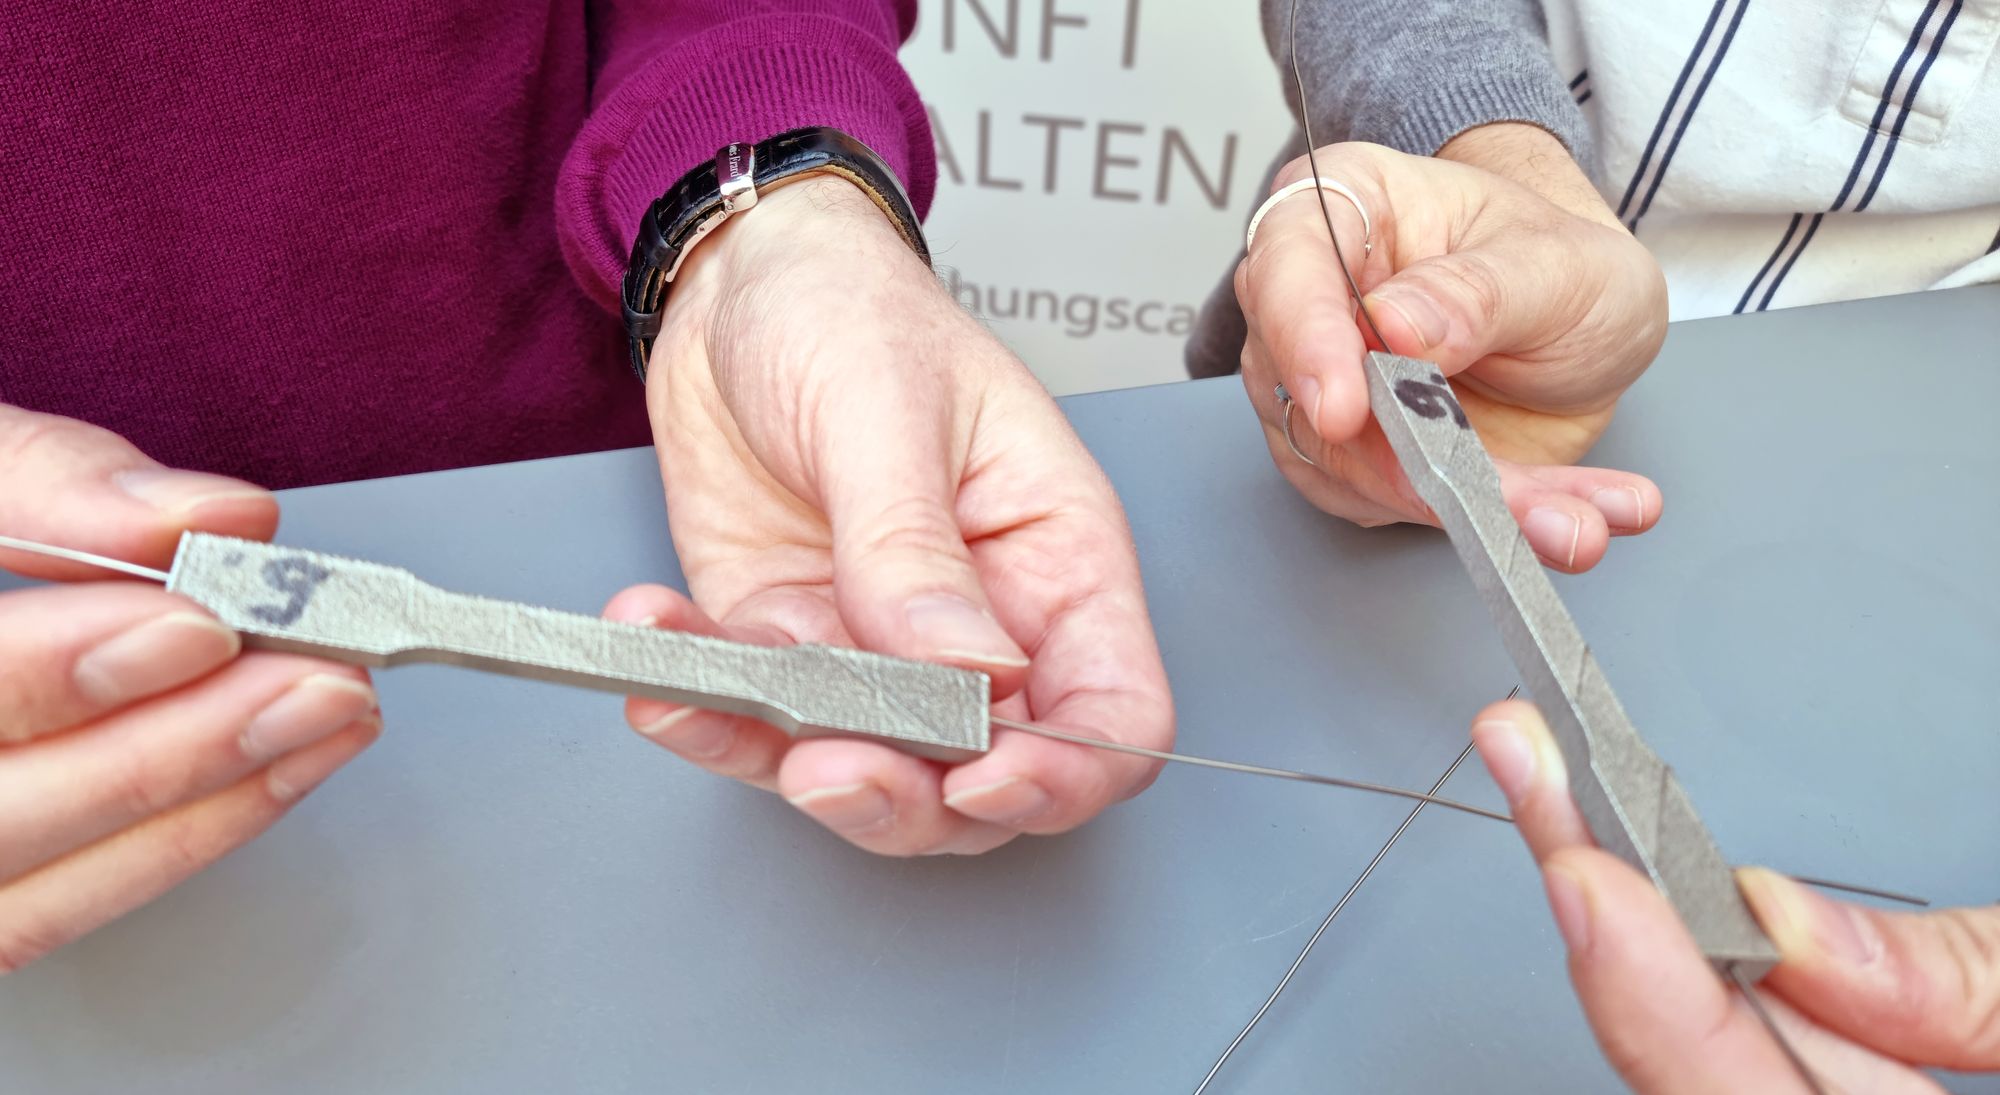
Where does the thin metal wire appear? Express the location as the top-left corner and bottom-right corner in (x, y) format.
(0, 527), (1935, 911)
(1271, 8), (1841, 1091)
(1191, 739), (1479, 1094)
(998, 717), (1925, 910)
(1286, 0), (1391, 355)
(992, 716), (1509, 823)
(997, 719), (1925, 910)
(1726, 963), (1830, 1095)
(0, 534), (170, 583)
(1789, 875), (1928, 907)
(0, 529), (1931, 914)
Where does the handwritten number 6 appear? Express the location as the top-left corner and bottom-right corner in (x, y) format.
(1392, 376), (1470, 429)
(250, 557), (332, 627)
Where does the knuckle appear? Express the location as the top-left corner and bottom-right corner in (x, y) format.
(1597, 1031), (1676, 1092)
(1240, 233), (1287, 292)
(1432, 253), (1507, 328)
(106, 751), (194, 821)
(1273, 143), (1392, 204)
(0, 408), (133, 471)
(1035, 767), (1115, 833)
(1057, 546), (1121, 602)
(708, 748), (775, 785)
(0, 678), (59, 744)
(1238, 339), (1263, 384)
(1933, 908), (2000, 1055)
(851, 497), (970, 567)
(0, 412), (70, 468)
(156, 811), (220, 876)
(1272, 144), (1373, 191)
(1273, 153), (1316, 191)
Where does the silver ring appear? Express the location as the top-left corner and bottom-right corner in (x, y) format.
(1246, 177), (1373, 256)
(1274, 384), (1319, 468)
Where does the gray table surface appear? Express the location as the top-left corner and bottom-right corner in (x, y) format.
(3, 286), (1997, 1093)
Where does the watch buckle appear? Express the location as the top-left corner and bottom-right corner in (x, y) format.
(718, 142), (758, 213)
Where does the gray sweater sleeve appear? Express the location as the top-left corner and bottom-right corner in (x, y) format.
(1184, 0), (1587, 379)
(1265, 0), (1589, 162)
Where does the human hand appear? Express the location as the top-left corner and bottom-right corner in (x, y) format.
(0, 406), (380, 974)
(1472, 698), (1999, 1092)
(606, 175), (1173, 856)
(1235, 132), (1668, 572)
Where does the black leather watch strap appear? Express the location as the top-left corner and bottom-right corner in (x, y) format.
(620, 126), (931, 381)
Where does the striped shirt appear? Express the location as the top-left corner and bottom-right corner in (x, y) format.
(1548, 0), (2000, 319)
(1189, 0), (2000, 382)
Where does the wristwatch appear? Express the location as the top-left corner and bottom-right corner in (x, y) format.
(619, 126), (931, 381)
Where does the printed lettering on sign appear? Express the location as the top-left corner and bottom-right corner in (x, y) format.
(904, 0), (1293, 395)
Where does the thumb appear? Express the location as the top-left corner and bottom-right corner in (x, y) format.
(1359, 204), (1659, 392)
(818, 397), (1030, 696)
(1360, 246), (1533, 371)
(0, 405), (277, 580)
(1739, 867), (2000, 1070)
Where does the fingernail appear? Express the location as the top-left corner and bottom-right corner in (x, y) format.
(1473, 719), (1536, 808)
(944, 776), (1055, 826)
(267, 716), (380, 803)
(923, 827), (1018, 856)
(1291, 374), (1324, 431)
(1370, 289), (1449, 350)
(73, 612), (242, 708)
(1737, 867), (1882, 967)
(1545, 863), (1593, 952)
(240, 674), (378, 761)
(639, 707), (733, 759)
(114, 468), (270, 515)
(1590, 487), (1646, 531)
(1525, 507), (1582, 569)
(787, 782), (895, 833)
(906, 594), (1027, 668)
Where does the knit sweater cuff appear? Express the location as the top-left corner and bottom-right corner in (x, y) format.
(1370, 71), (1593, 165)
(556, 13), (934, 315)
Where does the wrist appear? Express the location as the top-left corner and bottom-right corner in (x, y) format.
(662, 174), (911, 331)
(715, 173), (906, 257)
(623, 128), (930, 380)
(1438, 123), (1622, 230)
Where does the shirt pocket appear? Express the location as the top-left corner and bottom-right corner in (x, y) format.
(1837, 0), (2000, 145)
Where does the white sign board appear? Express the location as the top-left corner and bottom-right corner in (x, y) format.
(902, 1), (1293, 394)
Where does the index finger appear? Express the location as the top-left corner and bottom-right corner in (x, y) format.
(1236, 155), (1390, 448)
(0, 405), (276, 580)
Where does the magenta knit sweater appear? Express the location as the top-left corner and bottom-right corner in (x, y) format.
(0, 1), (934, 487)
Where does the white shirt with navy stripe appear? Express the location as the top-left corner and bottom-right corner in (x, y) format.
(1546, 0), (2000, 319)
